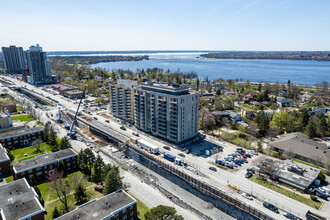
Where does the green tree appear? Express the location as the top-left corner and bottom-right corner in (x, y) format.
(78, 150), (89, 175)
(34, 186), (44, 206)
(52, 207), (60, 219)
(32, 139), (43, 153)
(48, 126), (58, 149)
(255, 110), (269, 136)
(74, 182), (88, 205)
(57, 160), (66, 173)
(196, 78), (200, 91)
(297, 109), (310, 131)
(43, 123), (50, 142)
(84, 148), (95, 175)
(145, 205), (183, 220)
(103, 165), (123, 195)
(270, 111), (290, 133)
(91, 155), (105, 184)
(305, 118), (317, 138)
(59, 136), (71, 150)
(7, 150), (14, 161)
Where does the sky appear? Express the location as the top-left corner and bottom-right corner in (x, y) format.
(1, 0), (330, 51)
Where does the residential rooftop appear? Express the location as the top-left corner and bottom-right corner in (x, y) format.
(0, 178), (44, 220)
(139, 83), (190, 95)
(55, 189), (136, 220)
(0, 126), (43, 140)
(0, 144), (10, 162)
(12, 148), (77, 173)
(269, 132), (330, 165)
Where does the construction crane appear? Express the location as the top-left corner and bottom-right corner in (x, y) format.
(67, 85), (88, 139)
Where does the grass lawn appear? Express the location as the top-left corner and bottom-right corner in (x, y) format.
(129, 193), (150, 220)
(251, 175), (323, 209)
(11, 143), (52, 162)
(38, 171), (93, 203)
(5, 175), (13, 183)
(17, 106), (24, 111)
(11, 114), (35, 122)
(36, 121), (44, 126)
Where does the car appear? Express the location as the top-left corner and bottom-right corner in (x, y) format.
(105, 120), (110, 123)
(283, 212), (299, 219)
(246, 168), (255, 173)
(263, 202), (279, 213)
(185, 149), (190, 154)
(132, 132), (139, 136)
(242, 193), (253, 200)
(242, 155), (247, 159)
(93, 116), (98, 120)
(209, 167), (217, 172)
(245, 153), (252, 158)
(245, 172), (253, 179)
(226, 163), (234, 169)
(178, 153), (185, 158)
(120, 126), (126, 130)
(163, 146), (170, 150)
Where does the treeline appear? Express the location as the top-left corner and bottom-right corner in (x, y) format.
(49, 55), (148, 65)
(201, 51), (330, 61)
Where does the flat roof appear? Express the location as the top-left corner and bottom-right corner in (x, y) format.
(137, 139), (159, 150)
(0, 144), (10, 162)
(13, 148), (77, 173)
(0, 126), (43, 140)
(139, 84), (190, 95)
(56, 189), (136, 220)
(0, 178), (44, 220)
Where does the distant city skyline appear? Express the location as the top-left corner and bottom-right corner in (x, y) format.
(1, 0), (330, 51)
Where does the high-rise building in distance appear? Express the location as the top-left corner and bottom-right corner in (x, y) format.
(26, 44), (52, 85)
(134, 83), (199, 144)
(1, 45), (26, 74)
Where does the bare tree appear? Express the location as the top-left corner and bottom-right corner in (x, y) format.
(32, 139), (43, 153)
(48, 170), (71, 212)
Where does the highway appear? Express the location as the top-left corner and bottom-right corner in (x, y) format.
(4, 76), (330, 220)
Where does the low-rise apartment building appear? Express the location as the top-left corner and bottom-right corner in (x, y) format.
(0, 126), (44, 148)
(0, 178), (45, 220)
(12, 148), (78, 181)
(134, 83), (199, 144)
(55, 189), (137, 220)
(0, 143), (11, 175)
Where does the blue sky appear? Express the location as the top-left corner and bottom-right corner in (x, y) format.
(1, 0), (330, 51)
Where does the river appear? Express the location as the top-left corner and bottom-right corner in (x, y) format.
(90, 52), (330, 85)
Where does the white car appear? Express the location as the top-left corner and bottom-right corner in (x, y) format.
(242, 193), (253, 200)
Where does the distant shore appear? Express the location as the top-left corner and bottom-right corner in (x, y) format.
(200, 51), (330, 61)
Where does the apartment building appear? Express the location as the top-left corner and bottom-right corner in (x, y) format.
(0, 113), (13, 130)
(134, 83), (199, 144)
(1, 45), (26, 74)
(0, 178), (45, 220)
(109, 79), (137, 123)
(56, 189), (137, 220)
(0, 126), (44, 148)
(0, 144), (11, 176)
(12, 148), (78, 181)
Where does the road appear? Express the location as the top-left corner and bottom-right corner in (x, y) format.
(4, 76), (330, 219)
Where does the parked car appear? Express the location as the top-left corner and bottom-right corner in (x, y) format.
(105, 120), (110, 123)
(245, 172), (253, 179)
(178, 153), (185, 158)
(93, 116), (98, 120)
(283, 212), (299, 219)
(245, 153), (252, 158)
(120, 126), (126, 130)
(209, 167), (217, 172)
(246, 168), (255, 173)
(226, 163), (234, 169)
(263, 202), (279, 213)
(185, 149), (190, 154)
(242, 193), (253, 200)
(132, 132), (139, 136)
(163, 146), (170, 150)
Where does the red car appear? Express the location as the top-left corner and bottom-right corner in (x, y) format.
(320, 138), (327, 141)
(163, 146), (170, 150)
(242, 155), (247, 159)
(105, 120), (110, 123)
(185, 149), (190, 154)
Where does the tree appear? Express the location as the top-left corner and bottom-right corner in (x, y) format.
(78, 150), (89, 175)
(196, 78), (200, 91)
(91, 155), (105, 185)
(32, 139), (43, 153)
(43, 123), (50, 142)
(52, 207), (60, 219)
(145, 205), (183, 220)
(305, 117), (317, 138)
(57, 160), (66, 173)
(48, 126), (58, 149)
(103, 165), (123, 195)
(74, 182), (88, 205)
(7, 150), (14, 161)
(84, 148), (95, 175)
(30, 176), (37, 187)
(255, 111), (269, 136)
(270, 111), (290, 133)
(34, 186), (44, 206)
(59, 136), (71, 150)
(49, 170), (70, 212)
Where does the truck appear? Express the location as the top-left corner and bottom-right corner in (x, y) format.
(175, 158), (182, 166)
(137, 139), (159, 154)
(164, 154), (175, 162)
(65, 124), (71, 130)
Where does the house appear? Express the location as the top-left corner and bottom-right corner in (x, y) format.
(257, 159), (320, 191)
(0, 127), (44, 149)
(242, 94), (255, 103)
(0, 102), (17, 113)
(212, 84), (225, 92)
(55, 189), (137, 220)
(250, 101), (261, 106)
(264, 109), (275, 120)
(241, 109), (255, 120)
(261, 101), (269, 106)
(62, 90), (84, 99)
(268, 132), (330, 167)
(229, 112), (242, 122)
(0, 144), (11, 175)
(12, 148), (78, 182)
(212, 111), (230, 121)
(0, 113), (13, 130)
(311, 107), (326, 115)
(0, 178), (45, 220)
(276, 97), (292, 107)
(300, 93), (311, 102)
